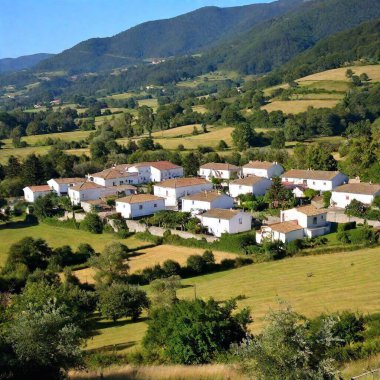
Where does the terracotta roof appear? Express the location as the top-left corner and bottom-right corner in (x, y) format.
(332, 183), (380, 195)
(116, 194), (164, 204)
(243, 161), (277, 170)
(50, 177), (84, 184)
(70, 182), (104, 191)
(281, 169), (343, 181)
(25, 185), (51, 192)
(182, 190), (227, 202)
(155, 177), (210, 188)
(201, 208), (243, 220)
(110, 184), (137, 191)
(295, 205), (327, 216)
(200, 162), (240, 171)
(90, 168), (137, 180)
(268, 221), (303, 233)
(230, 176), (268, 186)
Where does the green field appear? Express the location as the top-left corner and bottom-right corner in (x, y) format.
(0, 221), (146, 266)
(87, 247), (380, 353)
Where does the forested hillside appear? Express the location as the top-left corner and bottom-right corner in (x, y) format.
(0, 53), (54, 73)
(35, 0), (303, 73)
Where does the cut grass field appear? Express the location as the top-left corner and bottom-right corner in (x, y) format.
(261, 99), (340, 114)
(0, 221), (146, 267)
(87, 247), (380, 353)
(74, 245), (238, 284)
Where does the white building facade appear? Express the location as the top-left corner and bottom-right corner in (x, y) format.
(199, 208), (252, 237)
(181, 191), (234, 213)
(154, 178), (213, 207)
(242, 161), (284, 179)
(116, 194), (165, 219)
(47, 178), (84, 196)
(330, 183), (380, 209)
(23, 185), (52, 203)
(281, 169), (348, 192)
(198, 163), (241, 181)
(229, 176), (272, 198)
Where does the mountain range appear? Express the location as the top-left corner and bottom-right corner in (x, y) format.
(0, 53), (54, 73)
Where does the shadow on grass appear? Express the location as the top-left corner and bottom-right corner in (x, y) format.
(0, 218), (38, 230)
(86, 341), (137, 353)
(88, 316), (149, 336)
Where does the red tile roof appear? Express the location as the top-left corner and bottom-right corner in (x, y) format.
(200, 162), (240, 171)
(243, 161), (277, 170)
(25, 185), (51, 192)
(155, 177), (210, 188)
(116, 194), (164, 204)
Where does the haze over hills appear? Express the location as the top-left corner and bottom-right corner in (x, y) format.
(0, 53), (54, 73)
(35, 0), (304, 73)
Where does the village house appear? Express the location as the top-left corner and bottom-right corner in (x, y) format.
(242, 161), (284, 179)
(81, 199), (113, 213)
(181, 190), (234, 213)
(153, 177), (213, 207)
(330, 182), (380, 209)
(23, 185), (52, 203)
(47, 177), (84, 196)
(281, 169), (348, 192)
(68, 182), (136, 205)
(256, 205), (330, 243)
(115, 194), (165, 219)
(199, 208), (252, 237)
(198, 163), (241, 181)
(229, 176), (272, 198)
(88, 161), (183, 186)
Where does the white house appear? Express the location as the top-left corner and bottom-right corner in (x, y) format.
(181, 191), (234, 213)
(242, 161), (284, 179)
(115, 194), (165, 219)
(69, 182), (137, 205)
(88, 168), (140, 187)
(128, 161), (184, 183)
(199, 208), (252, 237)
(23, 185), (52, 203)
(88, 161), (183, 186)
(281, 169), (348, 192)
(330, 183), (380, 209)
(154, 177), (213, 207)
(229, 176), (272, 198)
(47, 177), (84, 196)
(198, 163), (241, 180)
(256, 205), (330, 243)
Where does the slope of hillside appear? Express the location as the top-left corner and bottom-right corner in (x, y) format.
(35, 0), (303, 73)
(212, 0), (380, 74)
(0, 53), (54, 73)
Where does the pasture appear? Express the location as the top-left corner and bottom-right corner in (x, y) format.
(261, 99), (340, 114)
(87, 247), (380, 352)
(0, 221), (146, 267)
(74, 244), (238, 284)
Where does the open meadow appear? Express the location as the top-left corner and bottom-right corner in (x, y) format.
(87, 247), (380, 353)
(261, 99), (340, 114)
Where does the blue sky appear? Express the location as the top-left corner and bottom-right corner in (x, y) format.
(0, 0), (271, 59)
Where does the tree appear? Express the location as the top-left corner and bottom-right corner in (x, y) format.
(345, 68), (354, 78)
(186, 255), (206, 274)
(232, 123), (255, 150)
(162, 259), (181, 277)
(33, 192), (58, 218)
(143, 298), (250, 364)
(97, 282), (149, 321)
(81, 213), (103, 234)
(271, 130), (286, 149)
(265, 177), (293, 208)
(237, 304), (338, 379)
(150, 276), (181, 309)
(182, 152), (199, 176)
(89, 242), (130, 286)
(137, 137), (155, 151)
(138, 106), (154, 137)
(5, 300), (83, 379)
(217, 140), (228, 151)
(345, 199), (368, 217)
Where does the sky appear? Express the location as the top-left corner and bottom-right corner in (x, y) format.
(0, 0), (271, 59)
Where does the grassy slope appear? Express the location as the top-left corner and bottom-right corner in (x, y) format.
(0, 221), (145, 266)
(87, 247), (380, 353)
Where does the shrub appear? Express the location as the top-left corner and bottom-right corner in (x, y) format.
(186, 255), (206, 274)
(162, 260), (181, 277)
(81, 213), (103, 234)
(337, 222), (356, 233)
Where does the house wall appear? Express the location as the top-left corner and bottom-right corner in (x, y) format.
(23, 188), (50, 203)
(281, 208), (327, 228)
(229, 178), (272, 198)
(154, 182), (213, 207)
(91, 175), (139, 187)
(330, 191), (379, 209)
(282, 173), (348, 192)
(151, 167), (183, 182)
(199, 168), (240, 180)
(116, 199), (165, 219)
(243, 164), (283, 179)
(68, 188), (103, 205)
(201, 212), (251, 237)
(181, 195), (234, 212)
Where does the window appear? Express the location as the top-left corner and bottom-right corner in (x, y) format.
(313, 217), (317, 225)
(346, 195), (350, 200)
(113, 182), (116, 186)
(139, 205), (143, 210)
(323, 182), (326, 185)
(313, 181), (316, 185)
(321, 215), (324, 220)
(192, 201), (194, 205)
(239, 218), (242, 225)
(218, 219), (221, 223)
(120, 181), (123, 185)
(154, 203), (157, 208)
(166, 190), (169, 196)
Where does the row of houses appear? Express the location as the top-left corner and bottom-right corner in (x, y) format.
(22, 160), (380, 241)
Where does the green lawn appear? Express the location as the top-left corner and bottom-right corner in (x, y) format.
(87, 247), (380, 353)
(0, 221), (146, 266)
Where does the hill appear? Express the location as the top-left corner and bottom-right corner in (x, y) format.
(35, 0), (303, 73)
(0, 53), (54, 73)
(211, 0), (380, 74)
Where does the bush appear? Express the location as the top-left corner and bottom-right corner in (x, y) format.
(81, 213), (103, 234)
(337, 222), (356, 233)
(162, 260), (181, 277)
(186, 255), (206, 274)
